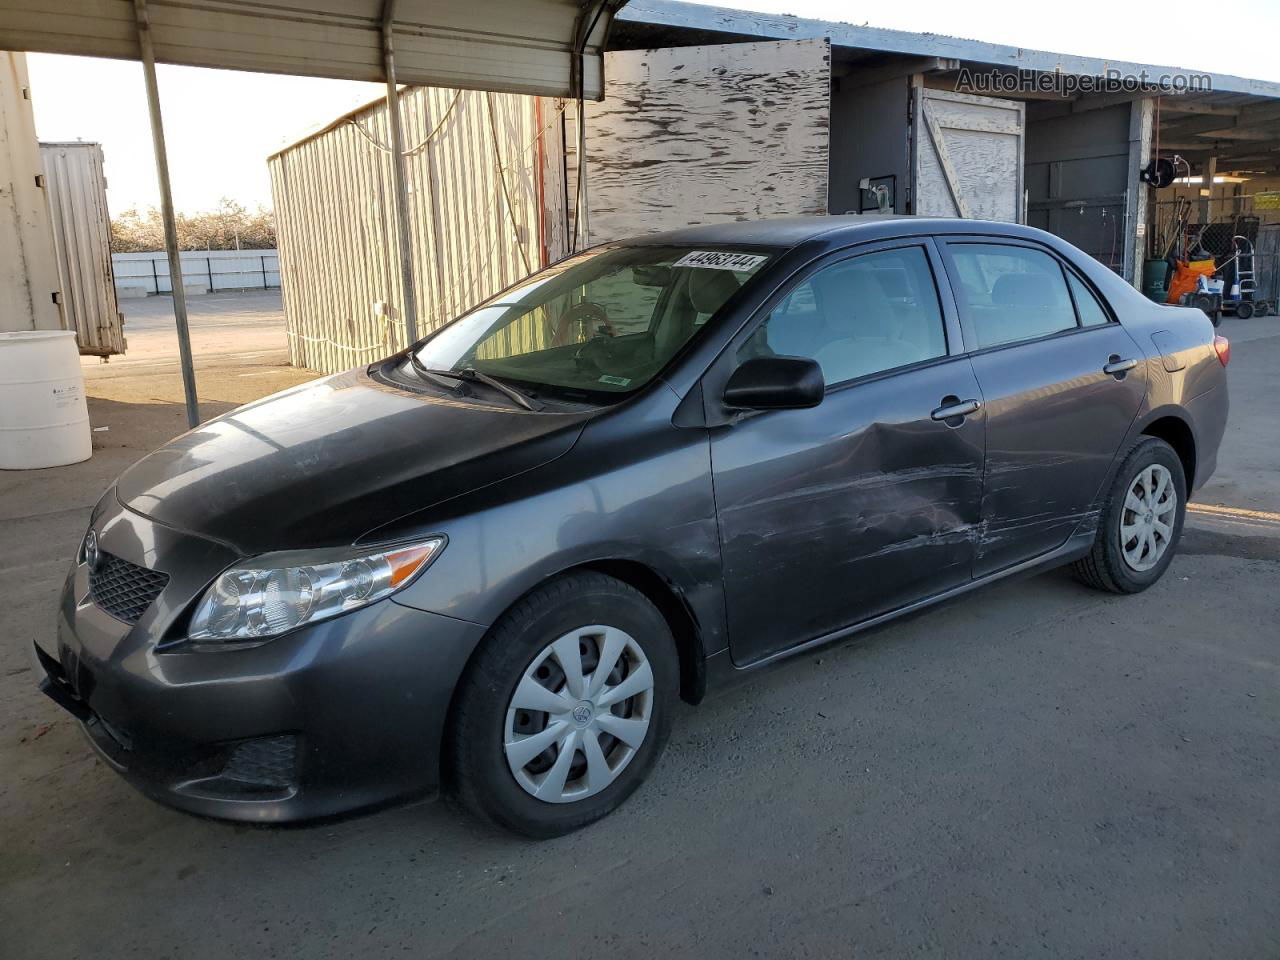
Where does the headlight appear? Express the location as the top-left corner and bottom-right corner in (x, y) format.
(188, 538), (443, 642)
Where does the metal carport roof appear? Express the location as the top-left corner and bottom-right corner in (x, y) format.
(0, 0), (623, 98)
(0, 0), (625, 426)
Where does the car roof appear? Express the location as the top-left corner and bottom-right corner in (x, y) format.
(626, 215), (1053, 250)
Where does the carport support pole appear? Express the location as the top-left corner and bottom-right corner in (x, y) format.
(1199, 156), (1217, 226)
(133, 0), (199, 428)
(381, 2), (420, 346)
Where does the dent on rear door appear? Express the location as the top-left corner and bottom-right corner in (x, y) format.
(969, 323), (1148, 575)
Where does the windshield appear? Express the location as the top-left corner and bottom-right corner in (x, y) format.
(411, 245), (776, 402)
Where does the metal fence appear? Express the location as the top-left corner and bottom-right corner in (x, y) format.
(1146, 196), (1280, 305)
(1148, 196), (1280, 259)
(111, 249), (281, 295)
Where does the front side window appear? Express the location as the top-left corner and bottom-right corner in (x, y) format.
(414, 245), (774, 402)
(741, 245), (947, 385)
(948, 243), (1077, 349)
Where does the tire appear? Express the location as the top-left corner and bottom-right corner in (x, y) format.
(1236, 300), (1255, 320)
(1072, 437), (1187, 594)
(448, 572), (677, 838)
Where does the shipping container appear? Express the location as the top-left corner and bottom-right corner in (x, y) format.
(1, 52), (62, 333)
(40, 141), (125, 356)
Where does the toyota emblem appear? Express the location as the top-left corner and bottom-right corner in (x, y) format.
(83, 529), (101, 571)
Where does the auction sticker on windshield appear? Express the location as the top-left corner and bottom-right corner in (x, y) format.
(673, 251), (769, 271)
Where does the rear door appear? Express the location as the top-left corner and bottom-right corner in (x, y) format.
(708, 239), (986, 665)
(938, 238), (1147, 576)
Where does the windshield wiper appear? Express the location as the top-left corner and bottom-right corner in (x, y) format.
(409, 355), (544, 412)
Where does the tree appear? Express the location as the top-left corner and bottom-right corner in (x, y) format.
(110, 198), (277, 252)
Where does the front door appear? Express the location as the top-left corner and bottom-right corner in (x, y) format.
(938, 239), (1148, 575)
(710, 241), (986, 666)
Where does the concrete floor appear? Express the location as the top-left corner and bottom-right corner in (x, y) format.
(2, 295), (1277, 959)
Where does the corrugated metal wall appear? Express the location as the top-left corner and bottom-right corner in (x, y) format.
(40, 141), (124, 356)
(268, 87), (567, 375)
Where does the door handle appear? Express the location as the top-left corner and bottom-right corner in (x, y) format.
(1103, 356), (1138, 376)
(931, 398), (982, 422)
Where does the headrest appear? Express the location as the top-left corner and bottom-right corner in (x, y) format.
(870, 267), (908, 299)
(992, 273), (1054, 307)
(686, 269), (742, 315)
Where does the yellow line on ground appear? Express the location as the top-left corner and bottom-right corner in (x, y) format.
(1188, 503), (1280, 524)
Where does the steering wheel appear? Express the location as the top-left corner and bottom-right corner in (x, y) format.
(552, 301), (615, 347)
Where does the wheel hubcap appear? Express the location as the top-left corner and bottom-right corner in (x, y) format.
(503, 625), (654, 804)
(1119, 463), (1177, 572)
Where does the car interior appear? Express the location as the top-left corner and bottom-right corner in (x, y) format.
(741, 247), (947, 384)
(949, 245), (1079, 348)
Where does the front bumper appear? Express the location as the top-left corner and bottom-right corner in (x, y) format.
(36, 495), (487, 823)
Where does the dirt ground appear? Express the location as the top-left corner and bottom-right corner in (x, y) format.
(1, 293), (1277, 960)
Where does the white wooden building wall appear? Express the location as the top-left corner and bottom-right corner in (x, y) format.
(912, 87), (1025, 223)
(581, 38), (832, 244)
(269, 87), (567, 375)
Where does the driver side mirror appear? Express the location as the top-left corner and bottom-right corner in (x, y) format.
(723, 356), (824, 410)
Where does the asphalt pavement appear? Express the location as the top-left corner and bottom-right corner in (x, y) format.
(1, 295), (1276, 959)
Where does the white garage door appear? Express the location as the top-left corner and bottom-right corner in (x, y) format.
(912, 87), (1025, 223)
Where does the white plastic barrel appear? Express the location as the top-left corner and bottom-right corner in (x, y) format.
(0, 330), (92, 469)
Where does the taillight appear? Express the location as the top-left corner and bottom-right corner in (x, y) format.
(1214, 335), (1231, 367)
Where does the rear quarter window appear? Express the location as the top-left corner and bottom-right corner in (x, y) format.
(1067, 271), (1112, 326)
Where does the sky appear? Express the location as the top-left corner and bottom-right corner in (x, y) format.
(24, 0), (1280, 216)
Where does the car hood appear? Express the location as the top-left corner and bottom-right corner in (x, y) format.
(115, 367), (589, 555)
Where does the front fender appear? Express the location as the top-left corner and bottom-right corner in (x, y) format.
(389, 425), (728, 663)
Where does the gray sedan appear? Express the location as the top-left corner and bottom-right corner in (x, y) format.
(36, 216), (1229, 837)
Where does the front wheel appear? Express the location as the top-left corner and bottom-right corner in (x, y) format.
(448, 572), (677, 837)
(1072, 437), (1187, 594)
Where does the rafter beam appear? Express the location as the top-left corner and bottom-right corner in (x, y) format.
(1155, 99), (1241, 117)
(844, 55), (959, 90)
(1072, 90), (1151, 113)
(1188, 125), (1280, 141)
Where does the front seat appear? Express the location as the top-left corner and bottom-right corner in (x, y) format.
(656, 268), (742, 359)
(810, 268), (924, 382)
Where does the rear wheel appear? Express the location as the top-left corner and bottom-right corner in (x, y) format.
(1072, 437), (1186, 594)
(1236, 300), (1255, 320)
(448, 572), (677, 837)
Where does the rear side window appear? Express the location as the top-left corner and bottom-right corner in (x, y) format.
(1067, 271), (1111, 327)
(948, 243), (1077, 349)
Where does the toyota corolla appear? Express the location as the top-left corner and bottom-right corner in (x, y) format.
(35, 216), (1229, 837)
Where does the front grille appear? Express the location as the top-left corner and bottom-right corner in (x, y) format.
(88, 552), (169, 625)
